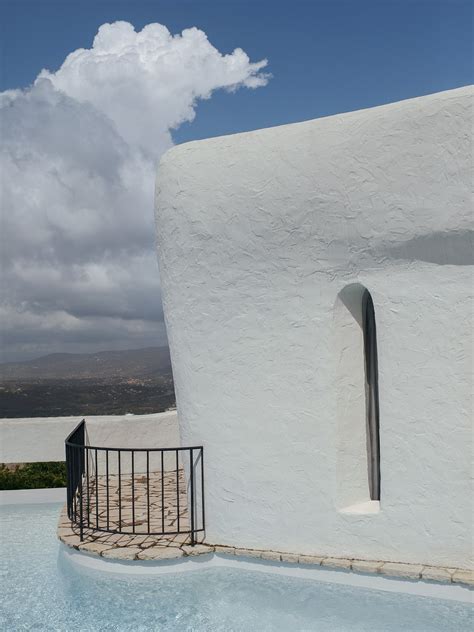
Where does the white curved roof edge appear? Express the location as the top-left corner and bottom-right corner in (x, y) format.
(159, 84), (473, 159)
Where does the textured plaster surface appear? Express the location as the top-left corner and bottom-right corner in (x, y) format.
(155, 87), (473, 569)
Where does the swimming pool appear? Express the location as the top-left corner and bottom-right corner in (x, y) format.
(1, 501), (472, 631)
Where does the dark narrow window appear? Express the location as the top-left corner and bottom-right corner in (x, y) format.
(362, 290), (381, 501)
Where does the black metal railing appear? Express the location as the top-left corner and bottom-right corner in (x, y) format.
(65, 419), (205, 544)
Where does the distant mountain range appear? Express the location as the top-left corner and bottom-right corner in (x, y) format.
(0, 347), (172, 381)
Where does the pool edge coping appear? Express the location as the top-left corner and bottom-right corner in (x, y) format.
(2, 489), (472, 593)
(59, 544), (473, 605)
(59, 536), (474, 589)
(56, 501), (474, 589)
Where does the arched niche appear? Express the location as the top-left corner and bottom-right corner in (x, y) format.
(334, 283), (381, 512)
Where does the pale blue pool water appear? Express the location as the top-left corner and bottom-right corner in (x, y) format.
(0, 503), (472, 631)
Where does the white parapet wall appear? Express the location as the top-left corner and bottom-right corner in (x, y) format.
(155, 87), (473, 570)
(0, 411), (180, 464)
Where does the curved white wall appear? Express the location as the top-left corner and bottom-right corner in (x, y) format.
(155, 87), (473, 569)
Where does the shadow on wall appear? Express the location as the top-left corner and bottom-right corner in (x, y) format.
(385, 230), (473, 266)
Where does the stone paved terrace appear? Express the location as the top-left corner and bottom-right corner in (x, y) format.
(77, 469), (192, 534)
(58, 468), (206, 559)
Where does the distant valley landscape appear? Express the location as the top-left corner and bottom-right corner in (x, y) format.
(0, 347), (176, 418)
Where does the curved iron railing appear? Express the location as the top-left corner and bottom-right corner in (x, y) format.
(65, 419), (204, 544)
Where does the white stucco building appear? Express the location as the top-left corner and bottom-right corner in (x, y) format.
(155, 86), (473, 570)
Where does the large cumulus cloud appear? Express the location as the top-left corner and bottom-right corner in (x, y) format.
(0, 22), (269, 361)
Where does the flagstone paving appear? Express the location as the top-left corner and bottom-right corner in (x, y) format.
(58, 468), (208, 560)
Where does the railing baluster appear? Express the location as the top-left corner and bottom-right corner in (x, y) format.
(95, 448), (99, 529)
(190, 448), (195, 545)
(146, 451), (150, 534)
(72, 445), (76, 521)
(176, 449), (180, 533)
(106, 450), (109, 531)
(161, 451), (165, 534)
(79, 445), (84, 541)
(86, 447), (90, 527)
(131, 450), (135, 534)
(76, 447), (79, 520)
(118, 451), (122, 531)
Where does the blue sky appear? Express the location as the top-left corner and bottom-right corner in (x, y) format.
(2, 0), (472, 144)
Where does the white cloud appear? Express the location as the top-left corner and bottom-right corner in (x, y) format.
(1, 21), (269, 361)
(39, 22), (269, 156)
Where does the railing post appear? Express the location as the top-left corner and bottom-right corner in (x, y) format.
(190, 448), (195, 545)
(201, 447), (205, 533)
(65, 444), (70, 519)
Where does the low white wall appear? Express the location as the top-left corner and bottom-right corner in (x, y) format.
(0, 488), (66, 505)
(0, 412), (180, 463)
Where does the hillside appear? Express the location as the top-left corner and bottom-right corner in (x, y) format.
(0, 347), (172, 381)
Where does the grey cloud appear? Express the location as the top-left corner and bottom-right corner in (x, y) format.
(1, 21), (269, 361)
